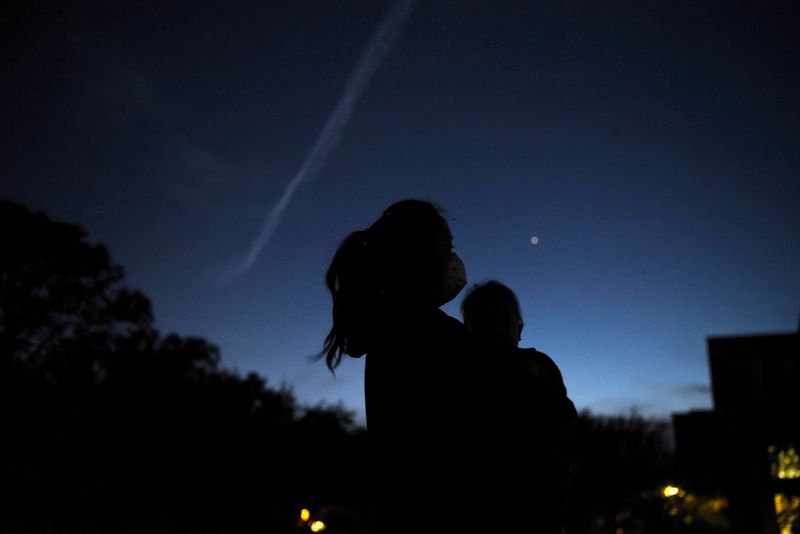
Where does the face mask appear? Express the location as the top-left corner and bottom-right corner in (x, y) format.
(439, 253), (467, 305)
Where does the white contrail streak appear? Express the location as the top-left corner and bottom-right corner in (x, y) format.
(222, 0), (416, 284)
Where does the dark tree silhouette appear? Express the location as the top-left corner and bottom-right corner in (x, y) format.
(0, 200), (367, 533)
(1, 200), (154, 374)
(1, 200), (159, 527)
(565, 409), (677, 533)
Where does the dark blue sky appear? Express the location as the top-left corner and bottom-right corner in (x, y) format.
(4, 0), (799, 422)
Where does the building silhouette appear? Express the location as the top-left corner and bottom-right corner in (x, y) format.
(673, 332), (799, 533)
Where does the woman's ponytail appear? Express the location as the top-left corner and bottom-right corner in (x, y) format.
(322, 229), (373, 370)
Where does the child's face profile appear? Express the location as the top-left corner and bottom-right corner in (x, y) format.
(473, 298), (523, 351)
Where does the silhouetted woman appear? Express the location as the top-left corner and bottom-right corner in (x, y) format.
(322, 200), (474, 532)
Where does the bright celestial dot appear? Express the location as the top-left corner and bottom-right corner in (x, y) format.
(530, 235), (540, 245)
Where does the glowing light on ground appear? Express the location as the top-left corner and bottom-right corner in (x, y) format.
(774, 493), (800, 534)
(770, 445), (800, 479)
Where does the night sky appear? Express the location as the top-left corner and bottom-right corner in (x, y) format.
(4, 1), (799, 423)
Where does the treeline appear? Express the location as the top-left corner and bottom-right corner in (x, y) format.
(568, 410), (675, 533)
(1, 200), (682, 533)
(0, 200), (366, 532)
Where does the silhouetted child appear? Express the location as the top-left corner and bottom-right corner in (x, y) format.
(461, 280), (576, 534)
(461, 280), (573, 393)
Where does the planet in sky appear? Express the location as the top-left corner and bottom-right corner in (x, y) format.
(530, 236), (540, 246)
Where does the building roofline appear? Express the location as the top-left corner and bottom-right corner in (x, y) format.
(706, 331), (798, 342)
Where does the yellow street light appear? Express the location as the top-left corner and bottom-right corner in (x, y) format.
(310, 520), (327, 532)
(663, 485), (681, 498)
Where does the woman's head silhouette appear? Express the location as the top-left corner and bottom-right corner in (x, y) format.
(322, 199), (465, 370)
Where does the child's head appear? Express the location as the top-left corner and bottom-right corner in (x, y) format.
(460, 280), (523, 350)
